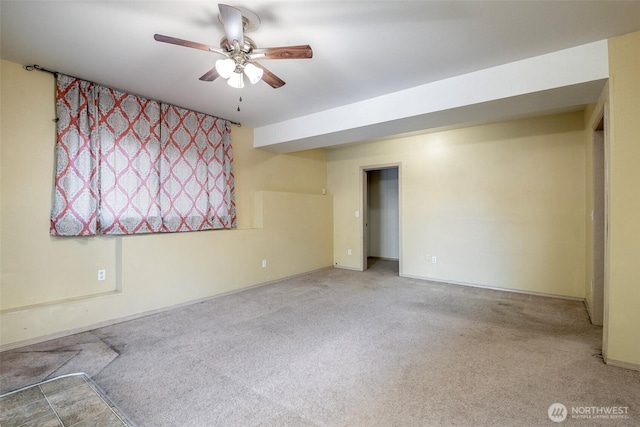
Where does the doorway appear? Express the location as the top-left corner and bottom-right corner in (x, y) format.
(361, 165), (400, 273)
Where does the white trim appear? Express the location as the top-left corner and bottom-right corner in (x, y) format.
(360, 163), (402, 275)
(606, 358), (640, 372)
(401, 273), (585, 302)
(584, 297), (596, 323)
(333, 264), (361, 272)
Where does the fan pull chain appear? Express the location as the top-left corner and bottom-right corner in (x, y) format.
(237, 96), (242, 112)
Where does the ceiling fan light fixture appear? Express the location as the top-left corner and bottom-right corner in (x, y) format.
(154, 4), (312, 90)
(227, 71), (245, 89)
(215, 58), (235, 79)
(243, 63), (263, 85)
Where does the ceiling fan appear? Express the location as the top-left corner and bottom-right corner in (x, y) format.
(154, 3), (313, 89)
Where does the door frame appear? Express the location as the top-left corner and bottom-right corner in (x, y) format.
(590, 126), (605, 326)
(587, 84), (610, 360)
(360, 163), (402, 274)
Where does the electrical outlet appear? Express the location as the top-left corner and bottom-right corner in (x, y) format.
(262, 259), (267, 268)
(97, 269), (106, 281)
(348, 249), (352, 255)
(431, 256), (437, 264)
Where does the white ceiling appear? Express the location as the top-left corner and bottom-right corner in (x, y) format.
(2, 1), (640, 151)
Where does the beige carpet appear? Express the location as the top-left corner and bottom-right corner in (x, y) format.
(1, 259), (638, 426)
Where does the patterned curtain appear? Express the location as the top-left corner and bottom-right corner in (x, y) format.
(50, 74), (236, 236)
(50, 76), (99, 236)
(160, 105), (235, 232)
(98, 86), (162, 234)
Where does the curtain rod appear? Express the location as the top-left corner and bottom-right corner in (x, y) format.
(25, 64), (57, 76)
(24, 64), (242, 127)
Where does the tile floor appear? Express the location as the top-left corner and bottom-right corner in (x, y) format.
(0, 373), (133, 427)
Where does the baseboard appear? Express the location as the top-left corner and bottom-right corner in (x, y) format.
(401, 273), (585, 302)
(584, 297), (593, 319)
(0, 266), (333, 353)
(333, 264), (361, 271)
(583, 298), (605, 326)
(605, 358), (640, 372)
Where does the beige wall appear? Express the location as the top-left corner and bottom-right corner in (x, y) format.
(606, 31), (640, 367)
(3, 28), (639, 369)
(328, 112), (587, 298)
(0, 59), (332, 348)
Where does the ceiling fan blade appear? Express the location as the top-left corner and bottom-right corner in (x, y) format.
(154, 34), (225, 55)
(218, 4), (244, 47)
(253, 63), (286, 88)
(252, 45), (313, 60)
(199, 67), (219, 82)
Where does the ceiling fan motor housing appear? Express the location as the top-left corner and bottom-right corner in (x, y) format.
(220, 36), (256, 55)
(220, 36), (256, 71)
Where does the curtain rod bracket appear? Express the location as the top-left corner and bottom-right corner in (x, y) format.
(24, 64), (58, 77)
